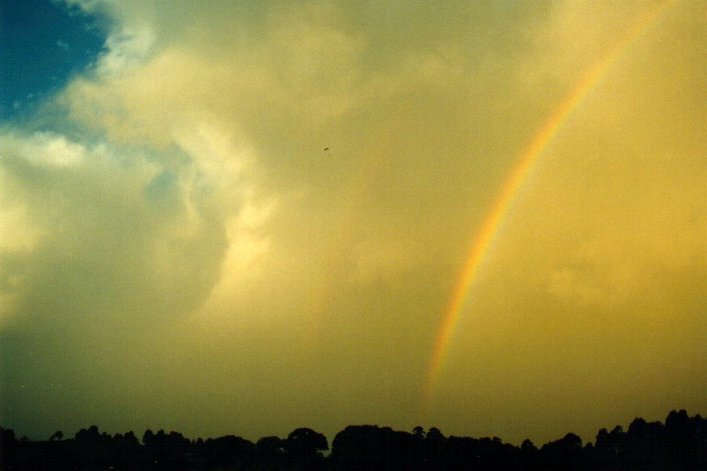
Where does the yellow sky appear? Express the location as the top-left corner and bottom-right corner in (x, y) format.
(0, 0), (705, 444)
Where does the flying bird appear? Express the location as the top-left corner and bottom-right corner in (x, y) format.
(324, 147), (330, 151)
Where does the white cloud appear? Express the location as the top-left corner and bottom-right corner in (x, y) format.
(97, 24), (156, 75)
(1, 131), (85, 168)
(2, 0), (704, 444)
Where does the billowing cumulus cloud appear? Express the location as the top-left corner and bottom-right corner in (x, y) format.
(0, 128), (230, 325)
(1, 0), (704, 444)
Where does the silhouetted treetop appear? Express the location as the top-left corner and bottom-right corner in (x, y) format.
(1, 409), (705, 470)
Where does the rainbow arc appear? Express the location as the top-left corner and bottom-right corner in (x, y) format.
(424, 0), (678, 410)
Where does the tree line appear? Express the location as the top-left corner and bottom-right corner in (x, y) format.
(1, 409), (705, 470)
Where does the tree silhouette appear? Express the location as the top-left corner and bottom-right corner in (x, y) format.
(1, 409), (706, 470)
(256, 435), (287, 469)
(412, 425), (424, 438)
(200, 434), (255, 469)
(285, 427), (328, 469)
(521, 438), (536, 452)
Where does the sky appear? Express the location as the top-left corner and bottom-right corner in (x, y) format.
(0, 0), (104, 118)
(0, 0), (705, 445)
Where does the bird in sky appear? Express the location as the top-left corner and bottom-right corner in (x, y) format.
(324, 147), (330, 151)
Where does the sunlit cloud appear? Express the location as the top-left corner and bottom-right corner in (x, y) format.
(0, 0), (704, 444)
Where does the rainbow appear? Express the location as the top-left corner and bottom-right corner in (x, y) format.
(424, 0), (677, 409)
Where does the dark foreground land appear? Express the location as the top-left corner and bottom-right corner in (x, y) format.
(1, 409), (706, 470)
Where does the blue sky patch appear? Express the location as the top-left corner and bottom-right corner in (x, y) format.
(0, 0), (106, 120)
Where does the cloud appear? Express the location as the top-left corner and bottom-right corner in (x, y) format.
(424, 0), (706, 442)
(0, 128), (234, 329)
(475, 0), (707, 308)
(1, 0), (704, 444)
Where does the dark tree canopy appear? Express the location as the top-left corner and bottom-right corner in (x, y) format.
(1, 409), (706, 470)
